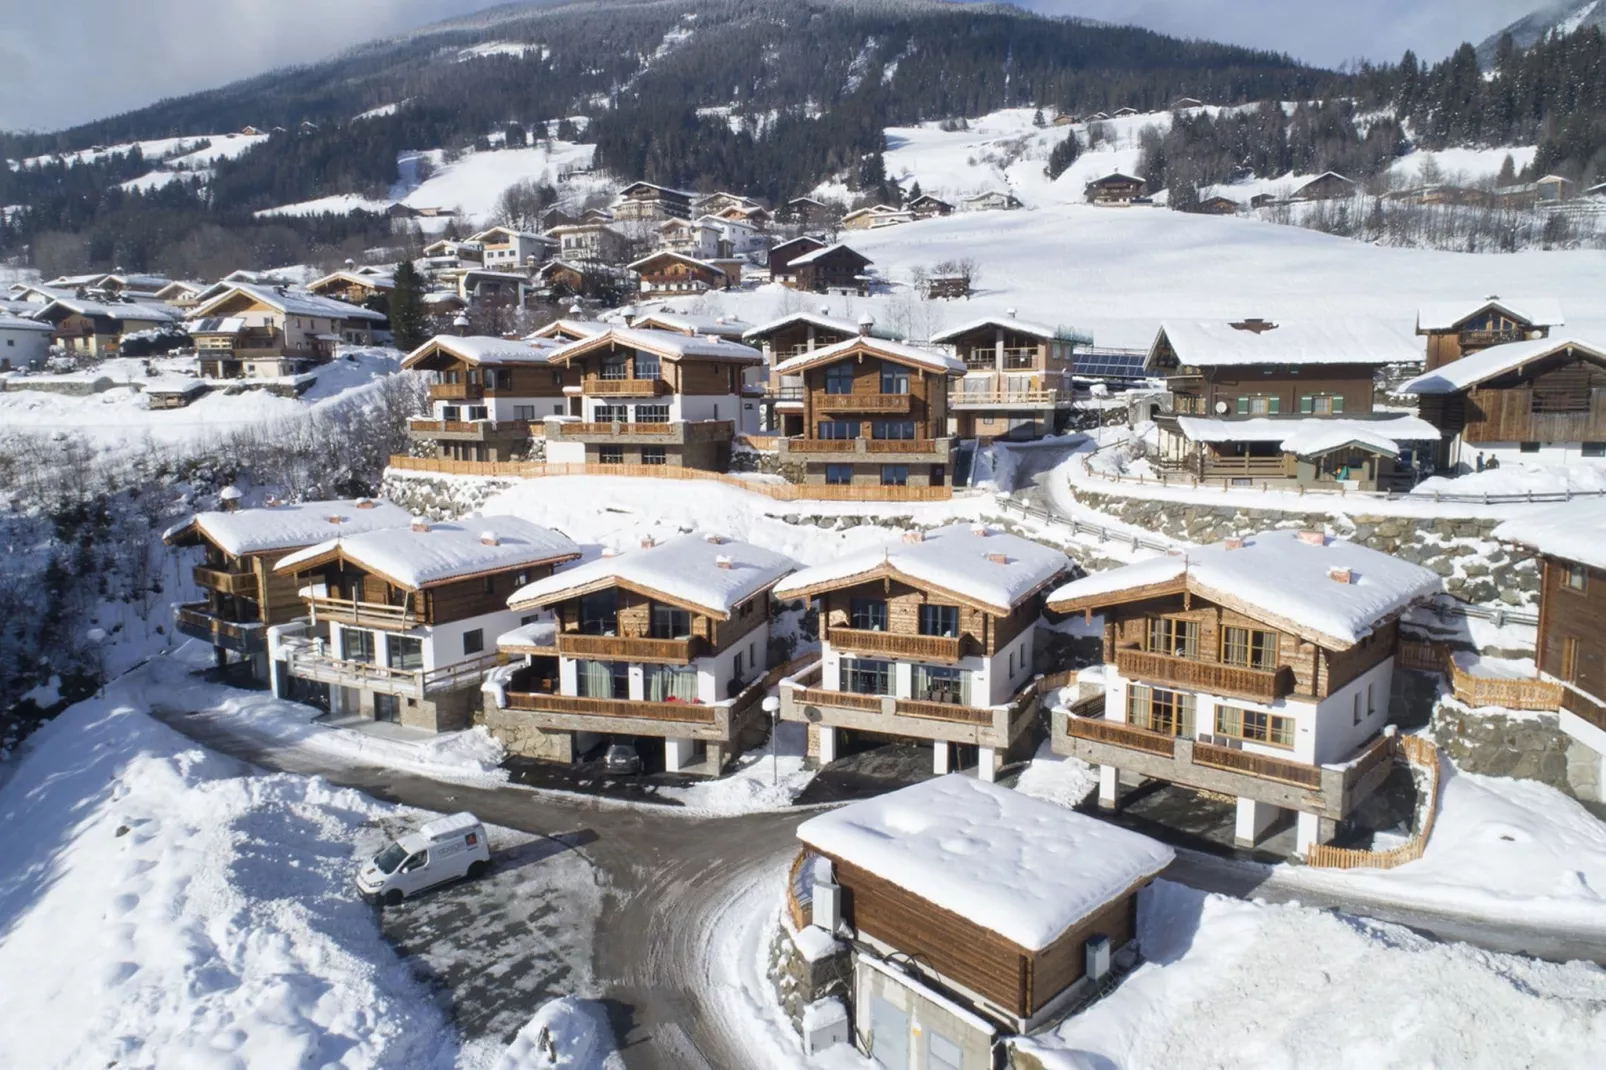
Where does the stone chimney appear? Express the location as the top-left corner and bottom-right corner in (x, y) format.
(219, 485), (243, 512)
(1297, 530), (1327, 547)
(857, 314), (874, 337)
(987, 552), (1010, 565)
(971, 525), (990, 537)
(715, 554), (733, 569)
(410, 517), (430, 533)
(640, 536), (657, 549)
(1224, 537), (1245, 551)
(902, 531), (925, 543)
(355, 498), (376, 509)
(1328, 566), (1353, 585)
(704, 534), (726, 544)
(480, 530), (500, 546)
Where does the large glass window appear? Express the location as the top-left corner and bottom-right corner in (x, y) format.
(600, 357), (629, 380)
(824, 363), (854, 395)
(880, 464), (910, 486)
(593, 403), (627, 422)
(1221, 626), (1279, 670)
(578, 660), (629, 699)
(634, 354), (661, 380)
(650, 603), (692, 639)
(817, 419), (859, 440)
(387, 635), (423, 670)
(579, 590), (618, 635)
(1127, 685), (1195, 736)
(341, 628), (375, 664)
(914, 664), (967, 705)
(641, 446), (667, 466)
(635, 403), (670, 424)
(646, 665), (699, 702)
(850, 597), (887, 631)
(1147, 617), (1199, 659)
(880, 361), (910, 394)
(919, 604), (959, 637)
(843, 658), (891, 696)
(871, 419), (916, 440)
(1216, 705), (1294, 748)
(598, 446), (624, 464)
(825, 464), (853, 485)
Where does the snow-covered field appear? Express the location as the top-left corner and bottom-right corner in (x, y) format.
(20, 132), (268, 170)
(255, 193), (397, 218)
(401, 143), (602, 221)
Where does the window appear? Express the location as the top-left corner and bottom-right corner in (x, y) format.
(826, 464), (853, 485)
(387, 636), (423, 670)
(880, 361), (910, 395)
(462, 628), (484, 655)
(1235, 395), (1281, 415)
(341, 628), (376, 664)
(490, 369), (513, 391)
(1299, 394), (1344, 415)
(579, 590), (618, 635)
(1565, 563), (1588, 593)
(513, 405), (536, 421)
(871, 419), (916, 440)
(1215, 705), (1294, 748)
(635, 354), (661, 379)
(646, 664), (698, 702)
(1147, 617), (1199, 659)
(733, 650), (745, 678)
(1563, 637), (1580, 682)
(599, 446), (624, 465)
(1520, 441), (1541, 453)
(1583, 442), (1606, 458)
(635, 403), (670, 424)
(850, 597), (888, 631)
(578, 660), (629, 699)
(482, 575), (495, 594)
(650, 603), (691, 639)
(914, 664), (967, 704)
(817, 419), (860, 440)
(467, 405), (489, 421)
(842, 657), (891, 695)
(1353, 692), (1363, 725)
(1367, 682), (1375, 715)
(919, 604), (959, 637)
(1127, 685), (1194, 736)
(824, 363), (854, 395)
(594, 404), (627, 422)
(1221, 626), (1278, 670)
(600, 357), (629, 380)
(880, 464), (910, 486)
(641, 446), (667, 466)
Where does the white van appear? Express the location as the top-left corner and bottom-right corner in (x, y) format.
(356, 811), (491, 905)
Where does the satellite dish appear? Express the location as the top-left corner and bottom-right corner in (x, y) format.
(1214, 400), (1229, 415)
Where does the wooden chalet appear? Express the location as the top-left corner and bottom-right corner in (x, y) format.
(306, 270), (394, 306)
(163, 496), (411, 683)
(932, 313), (1091, 440)
(1400, 337), (1606, 471)
(1198, 195), (1241, 215)
(546, 223), (628, 265)
(777, 525), (1069, 777)
(782, 196), (835, 226)
(1415, 296), (1564, 371)
(540, 326), (762, 471)
(961, 190), (1020, 212)
(1047, 530), (1441, 854)
(1147, 318), (1437, 489)
(743, 310), (867, 434)
(486, 533), (798, 773)
(768, 235), (827, 285)
(456, 269), (530, 310)
(626, 250), (730, 295)
(402, 335), (575, 462)
(186, 283), (385, 377)
(34, 296), (180, 359)
(794, 776), (1173, 1062)
(612, 181), (694, 223)
(841, 205), (908, 231)
(791, 243), (873, 295)
(906, 194), (955, 218)
(268, 517), (580, 732)
(1292, 172), (1356, 201)
(1085, 172), (1147, 205)
(772, 334), (963, 491)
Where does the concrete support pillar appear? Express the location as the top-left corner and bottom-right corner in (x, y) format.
(706, 743), (728, 773)
(1098, 765), (1120, 810)
(1234, 797), (1281, 848)
(932, 741), (951, 775)
(1295, 811), (1337, 856)
(664, 736), (696, 773)
(977, 746), (999, 783)
(817, 725), (838, 766)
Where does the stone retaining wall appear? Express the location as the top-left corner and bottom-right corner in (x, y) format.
(765, 917), (852, 1033)
(1431, 701), (1604, 804)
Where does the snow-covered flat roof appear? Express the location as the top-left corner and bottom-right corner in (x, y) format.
(1493, 500), (1606, 572)
(743, 311), (864, 341)
(1174, 415), (1441, 456)
(163, 499), (413, 557)
(774, 524), (1069, 614)
(1397, 337), (1605, 395)
(1154, 320), (1420, 368)
(508, 534), (797, 618)
(1416, 297), (1565, 333)
(549, 326), (764, 365)
(773, 335), (966, 376)
(275, 516), (580, 590)
(797, 775), (1174, 951)
(1048, 529), (1442, 649)
(932, 315), (1067, 345)
(402, 335), (554, 368)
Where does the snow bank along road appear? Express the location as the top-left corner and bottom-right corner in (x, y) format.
(147, 706), (1606, 1070)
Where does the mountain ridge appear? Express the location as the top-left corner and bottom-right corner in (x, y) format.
(1477, 0), (1606, 64)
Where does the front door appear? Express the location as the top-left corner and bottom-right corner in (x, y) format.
(869, 995), (910, 1069)
(375, 693), (400, 723)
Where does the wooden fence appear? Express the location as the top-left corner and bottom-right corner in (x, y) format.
(1307, 734), (1442, 870)
(1396, 639), (1564, 711)
(388, 455), (954, 502)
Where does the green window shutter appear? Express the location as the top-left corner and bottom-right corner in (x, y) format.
(1300, 395), (1314, 414)
(1332, 395), (1344, 413)
(1236, 396), (1249, 414)
(1269, 397), (1281, 414)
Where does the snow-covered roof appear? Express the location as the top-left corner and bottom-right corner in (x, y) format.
(185, 316), (246, 335)
(774, 524), (1068, 615)
(931, 315), (1065, 345)
(401, 335), (554, 368)
(0, 313), (54, 333)
(508, 534), (797, 619)
(1048, 529), (1442, 649)
(773, 335), (966, 376)
(37, 296), (181, 323)
(626, 250), (726, 274)
(529, 318), (608, 341)
(162, 499), (412, 557)
(788, 242), (871, 267)
(1174, 415), (1441, 456)
(1493, 500), (1606, 572)
(797, 775), (1173, 951)
(742, 311), (863, 341)
(1397, 337), (1605, 395)
(274, 516), (580, 590)
(548, 326), (764, 365)
(628, 312), (750, 340)
(1152, 320), (1420, 368)
(192, 283), (386, 322)
(496, 617), (558, 653)
(1416, 297), (1565, 333)
(308, 270), (394, 291)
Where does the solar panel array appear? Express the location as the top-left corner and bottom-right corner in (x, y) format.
(1073, 349), (1150, 380)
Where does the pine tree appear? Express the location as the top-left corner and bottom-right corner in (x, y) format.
(389, 261), (429, 352)
(1497, 152), (1517, 187)
(1032, 107), (1046, 127)
(1045, 132), (1080, 180)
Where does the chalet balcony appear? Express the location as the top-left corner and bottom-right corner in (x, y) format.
(826, 627), (965, 663)
(280, 639), (502, 698)
(505, 691), (719, 727)
(306, 595), (420, 630)
(1056, 709), (1396, 821)
(815, 393), (913, 414)
(430, 381), (484, 402)
(779, 663), (1040, 746)
(1001, 347), (1039, 369)
(1458, 328), (1527, 349)
(407, 418), (531, 443)
(1114, 648), (1293, 703)
(495, 664), (776, 739)
(193, 565), (257, 597)
(555, 633), (703, 665)
(779, 436), (953, 462)
(175, 602), (266, 655)
(584, 376), (670, 397)
(543, 418), (735, 445)
(951, 388), (1060, 410)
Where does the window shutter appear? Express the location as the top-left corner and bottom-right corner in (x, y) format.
(1236, 396), (1248, 414)
(1332, 395), (1344, 413)
(1269, 397), (1281, 414)
(1299, 395), (1313, 414)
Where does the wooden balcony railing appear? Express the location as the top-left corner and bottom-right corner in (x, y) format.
(894, 698), (994, 725)
(796, 686), (885, 713)
(556, 633), (699, 664)
(308, 595), (418, 629)
(408, 418), (528, 438)
(430, 382), (483, 401)
(865, 438), (941, 454)
(1067, 715), (1177, 757)
(1115, 648), (1292, 703)
(1201, 455), (1294, 477)
(1191, 738), (1323, 789)
(282, 645), (501, 697)
(815, 393), (912, 413)
(561, 421), (674, 436)
(952, 390), (1059, 408)
(827, 627), (963, 663)
(504, 691), (718, 725)
(193, 565), (256, 596)
(175, 603), (266, 654)
(585, 377), (669, 397)
(787, 438), (859, 453)
(1458, 328), (1527, 348)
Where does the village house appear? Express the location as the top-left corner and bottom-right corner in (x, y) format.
(1147, 318), (1438, 489)
(791, 243), (874, 295)
(773, 333), (963, 491)
(693, 191), (762, 216)
(540, 326), (762, 471)
(186, 284), (386, 377)
(698, 214), (770, 260)
(768, 235), (827, 286)
(163, 496), (412, 683)
(906, 193), (955, 218)
(933, 312), (1092, 441)
(1415, 295), (1564, 371)
(625, 310), (749, 341)
(1400, 337), (1606, 470)
(1291, 172), (1356, 201)
(0, 312), (55, 370)
(468, 226), (552, 270)
(268, 516), (581, 732)
(612, 181), (695, 223)
(306, 269), (394, 306)
(1198, 194), (1241, 215)
(627, 250), (731, 295)
(402, 335), (575, 462)
(1493, 174), (1572, 209)
(44, 272), (171, 299)
(711, 202), (772, 228)
(1047, 529), (1441, 855)
(546, 223), (629, 265)
(841, 204), (911, 230)
(742, 309), (868, 434)
(483, 533), (798, 773)
(528, 318), (609, 344)
(777, 524), (1069, 777)
(656, 217), (722, 259)
(1111, 106), (1139, 117)
(152, 280), (207, 308)
(961, 190), (1021, 212)
(457, 269), (532, 310)
(1086, 173), (1147, 205)
(792, 776), (1173, 1066)
(33, 295), (182, 359)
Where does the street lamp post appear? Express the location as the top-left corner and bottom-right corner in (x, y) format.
(763, 696), (782, 787)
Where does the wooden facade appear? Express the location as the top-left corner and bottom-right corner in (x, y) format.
(631, 252), (729, 294)
(1415, 343), (1606, 464)
(1536, 556), (1606, 710)
(1419, 305), (1555, 371)
(795, 246), (873, 295)
(768, 236), (827, 282)
(540, 582), (770, 665)
(1085, 173), (1146, 205)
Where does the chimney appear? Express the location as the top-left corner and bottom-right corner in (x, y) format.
(715, 554), (733, 569)
(971, 525), (990, 537)
(355, 498), (376, 509)
(410, 517), (430, 533)
(819, 305), (831, 316)
(987, 552), (1011, 565)
(1328, 566), (1353, 585)
(600, 547), (620, 558)
(219, 485), (243, 512)
(452, 313), (470, 335)
(857, 314), (874, 337)
(704, 534), (725, 544)
(480, 530), (500, 546)
(902, 531), (925, 543)
(640, 536), (656, 549)
(1296, 530), (1327, 547)
(1223, 537), (1245, 551)
(1229, 317), (1277, 334)
(326, 514), (347, 525)
(1006, 308), (1017, 319)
